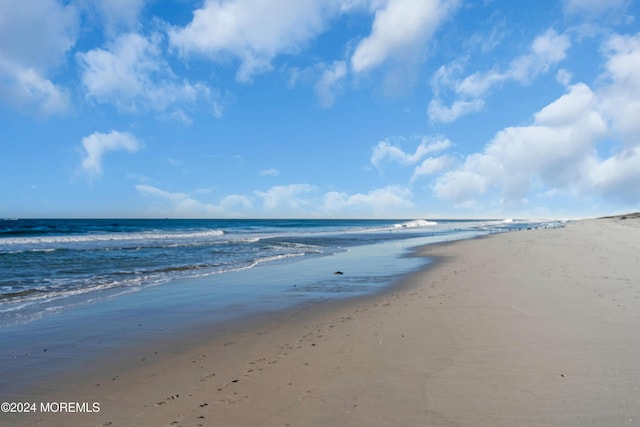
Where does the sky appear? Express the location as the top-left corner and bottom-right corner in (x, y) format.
(1, 0), (639, 219)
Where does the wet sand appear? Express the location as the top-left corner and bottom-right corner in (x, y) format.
(6, 216), (640, 426)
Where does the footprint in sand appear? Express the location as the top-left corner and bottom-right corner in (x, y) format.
(217, 379), (240, 391)
(249, 357), (266, 365)
(155, 394), (179, 406)
(200, 372), (216, 382)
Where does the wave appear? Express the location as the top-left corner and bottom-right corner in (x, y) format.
(393, 219), (438, 229)
(0, 250), (312, 312)
(0, 229), (225, 246)
(0, 268), (177, 311)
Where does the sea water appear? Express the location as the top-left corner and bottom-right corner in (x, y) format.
(0, 218), (562, 327)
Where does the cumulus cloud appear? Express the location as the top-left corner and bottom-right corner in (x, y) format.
(169, 0), (342, 82)
(136, 182), (416, 218)
(169, 0), (459, 83)
(411, 155), (455, 182)
(77, 32), (214, 117)
(80, 130), (143, 176)
(434, 83), (607, 205)
(453, 70), (503, 99)
(136, 184), (253, 217)
(86, 0), (147, 34)
(253, 184), (417, 216)
(252, 183), (418, 216)
(255, 184), (318, 212)
(588, 146), (640, 203)
(432, 39), (640, 211)
(0, 1), (77, 72)
(351, 0), (460, 73)
(371, 136), (451, 168)
(370, 136), (455, 185)
(598, 33), (640, 146)
(429, 29), (571, 123)
(0, 0), (77, 115)
(323, 186), (413, 215)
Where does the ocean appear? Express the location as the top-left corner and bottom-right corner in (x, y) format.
(0, 218), (562, 328)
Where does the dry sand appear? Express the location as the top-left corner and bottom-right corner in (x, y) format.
(7, 216), (640, 427)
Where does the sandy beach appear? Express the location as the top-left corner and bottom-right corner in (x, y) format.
(6, 216), (640, 427)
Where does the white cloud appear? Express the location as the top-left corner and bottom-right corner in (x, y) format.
(169, 0), (345, 82)
(454, 70), (503, 99)
(0, 0), (77, 115)
(429, 29), (571, 123)
(0, 65), (71, 115)
(534, 82), (593, 125)
(588, 146), (640, 203)
(507, 29), (571, 84)
(81, 131), (143, 176)
(598, 33), (640, 146)
(0, 1), (78, 72)
(85, 0), (147, 34)
(315, 61), (347, 107)
(456, 29), (571, 98)
(220, 194), (254, 211)
(167, 109), (194, 125)
(427, 98), (484, 123)
(431, 72), (640, 208)
(168, 0), (458, 99)
(136, 182), (416, 218)
(430, 62), (463, 97)
(411, 155), (454, 181)
(351, 0), (459, 73)
(77, 32), (213, 117)
(433, 164), (492, 207)
(136, 184), (253, 217)
(136, 185), (208, 216)
(322, 186), (413, 215)
(260, 168), (281, 176)
(253, 184), (417, 216)
(439, 83), (605, 203)
(255, 184), (318, 212)
(557, 69), (573, 86)
(371, 136), (451, 168)
(288, 59), (348, 106)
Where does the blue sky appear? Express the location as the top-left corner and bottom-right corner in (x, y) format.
(1, 0), (639, 219)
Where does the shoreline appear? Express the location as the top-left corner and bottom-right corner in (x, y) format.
(5, 217), (640, 426)
(1, 233), (434, 397)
